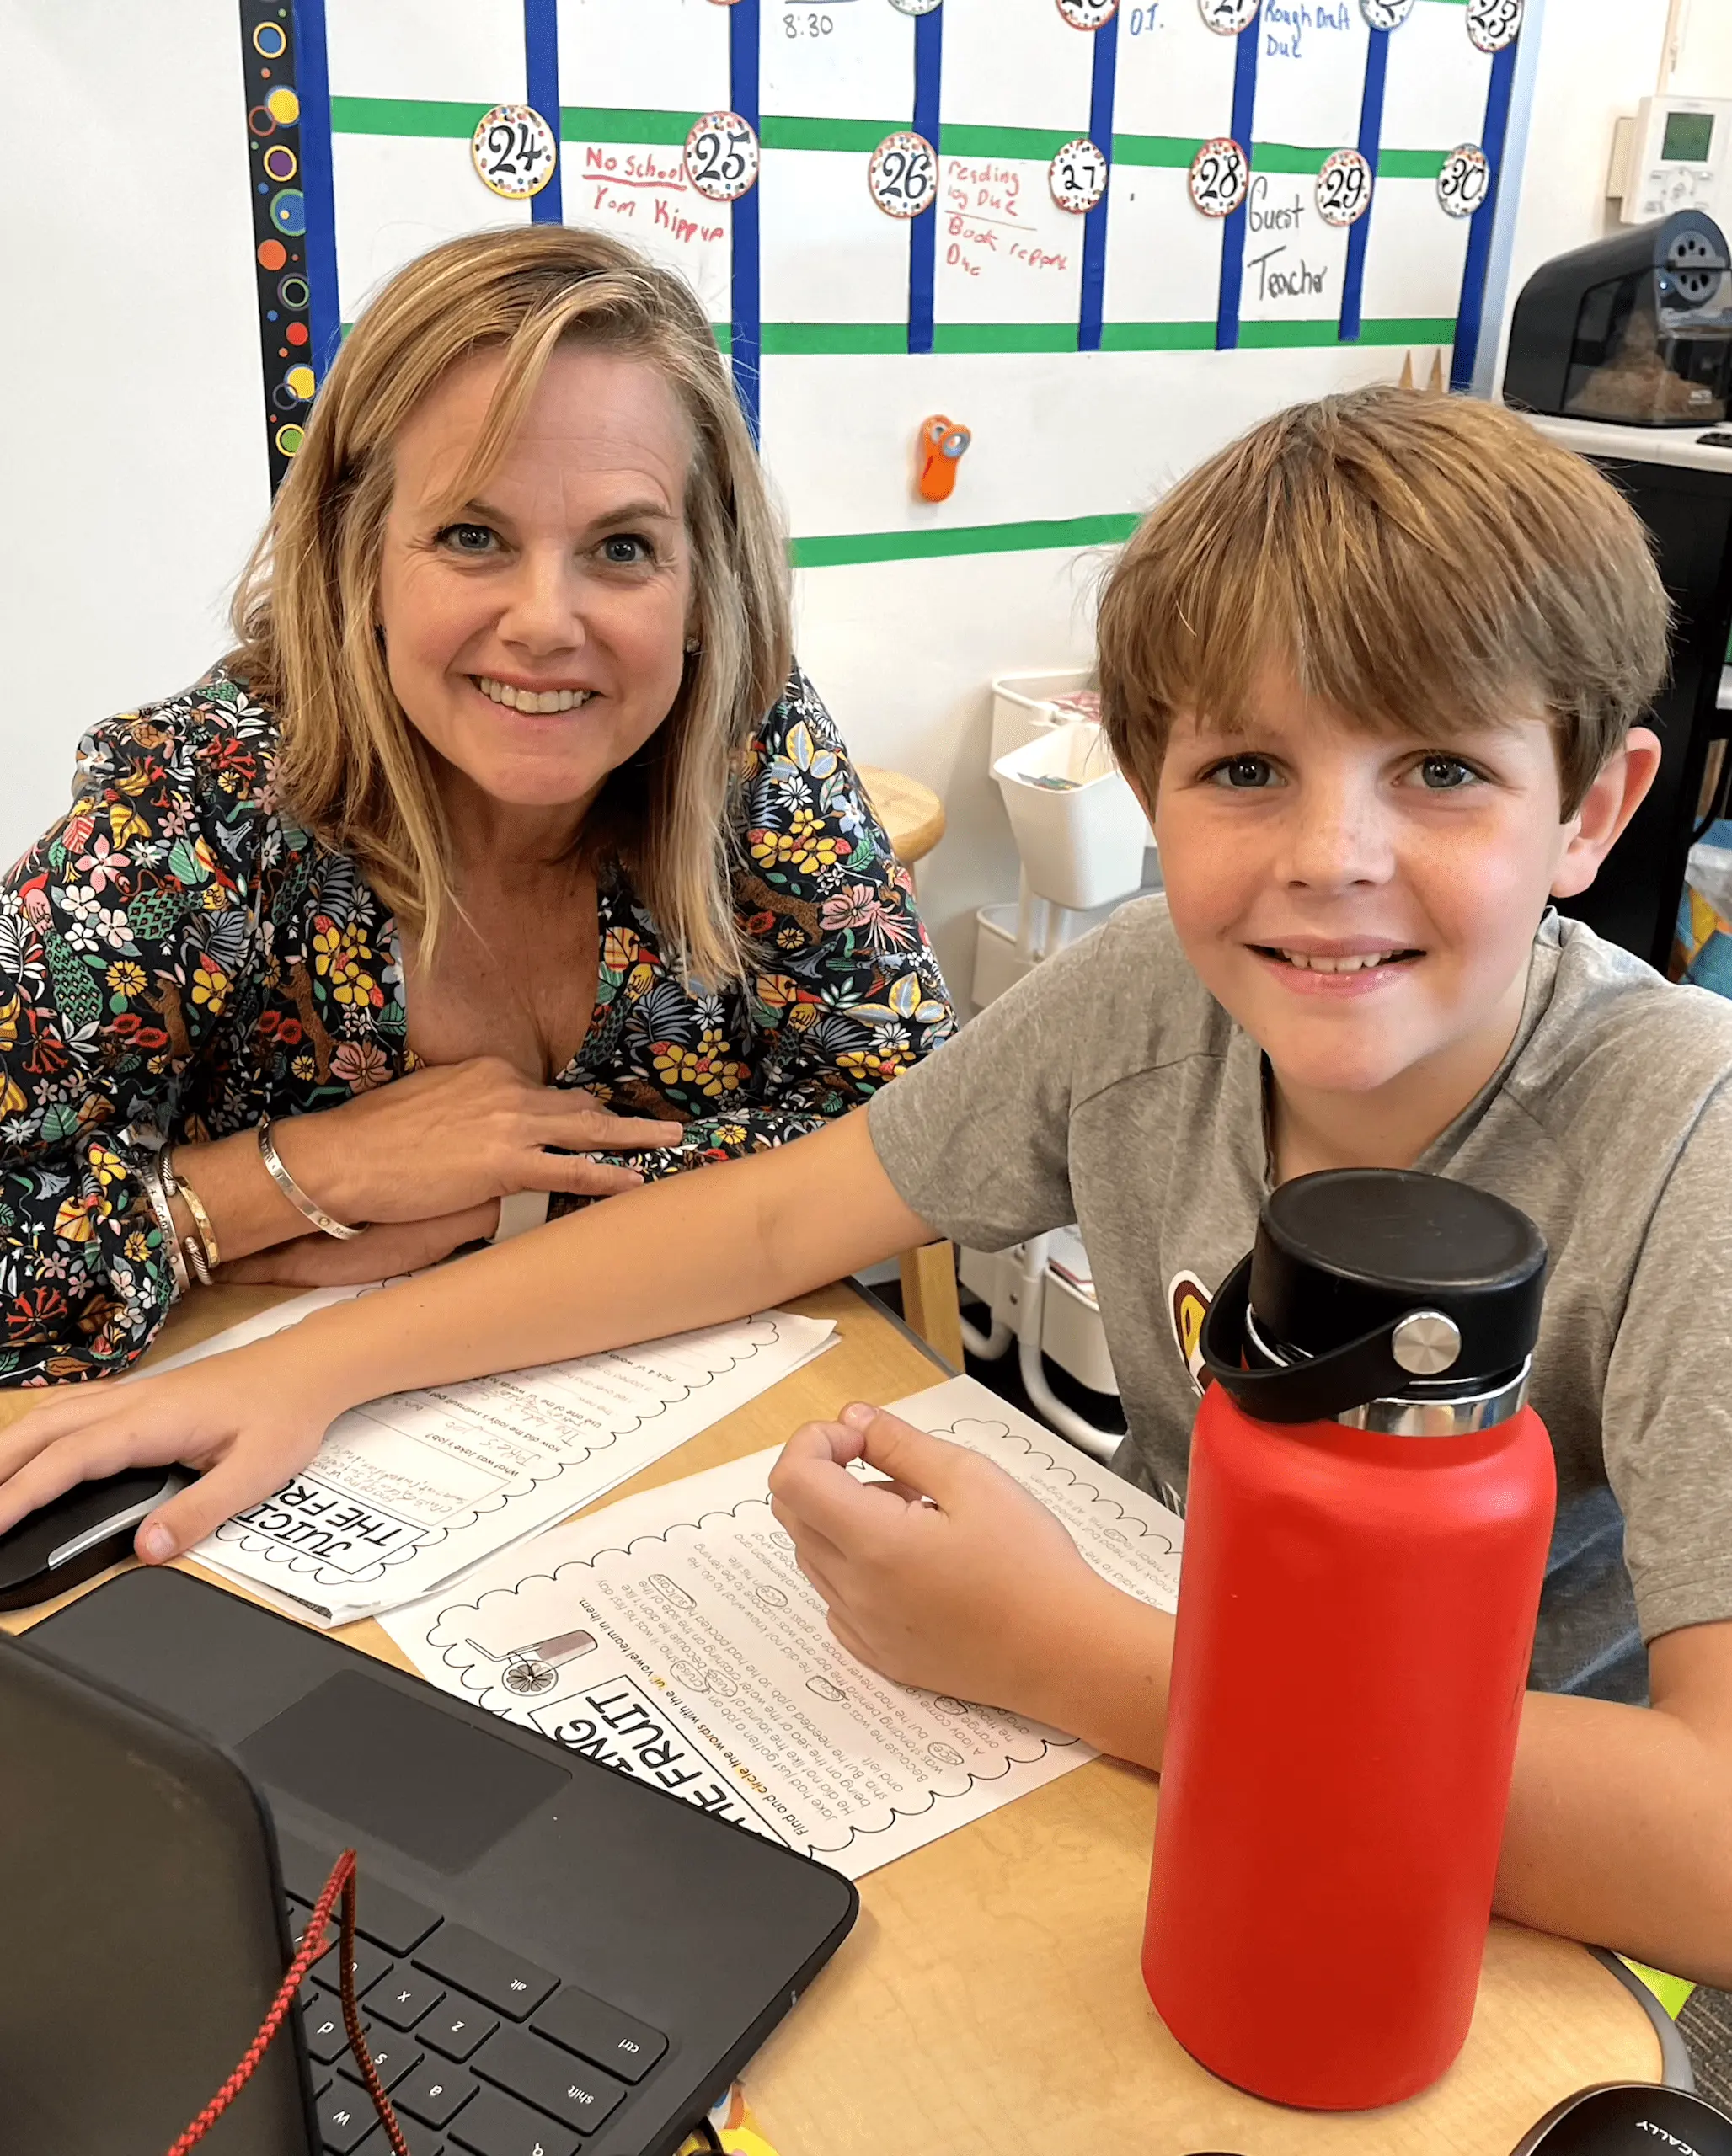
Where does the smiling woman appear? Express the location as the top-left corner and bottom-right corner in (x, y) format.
(0, 227), (953, 1381)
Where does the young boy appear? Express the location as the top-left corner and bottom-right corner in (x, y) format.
(6, 387), (1732, 1982)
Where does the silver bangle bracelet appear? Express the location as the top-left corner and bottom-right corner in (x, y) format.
(257, 1115), (366, 1241)
(139, 1155), (190, 1298)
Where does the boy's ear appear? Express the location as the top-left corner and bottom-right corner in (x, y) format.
(1551, 727), (1664, 899)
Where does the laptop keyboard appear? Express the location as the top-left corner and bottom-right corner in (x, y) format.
(281, 1835), (669, 2156)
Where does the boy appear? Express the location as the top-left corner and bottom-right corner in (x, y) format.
(7, 387), (1732, 1981)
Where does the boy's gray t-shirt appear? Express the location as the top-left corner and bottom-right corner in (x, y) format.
(869, 898), (1732, 1705)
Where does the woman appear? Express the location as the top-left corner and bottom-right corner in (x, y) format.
(0, 226), (950, 1383)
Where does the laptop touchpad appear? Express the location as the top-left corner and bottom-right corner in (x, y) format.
(239, 1670), (569, 1873)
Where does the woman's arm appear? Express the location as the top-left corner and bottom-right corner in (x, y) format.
(611, 675), (954, 1177)
(0, 707), (272, 1380)
(0, 1106), (932, 1551)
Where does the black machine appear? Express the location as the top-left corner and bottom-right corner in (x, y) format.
(1502, 213), (1732, 972)
(0, 1465), (189, 1610)
(0, 1566), (858, 2156)
(1510, 2084), (1732, 2156)
(1503, 211), (1732, 428)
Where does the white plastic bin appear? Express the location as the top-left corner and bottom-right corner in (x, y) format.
(990, 669), (1099, 766)
(992, 722), (1151, 912)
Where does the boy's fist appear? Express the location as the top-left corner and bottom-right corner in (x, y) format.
(767, 1400), (1112, 1719)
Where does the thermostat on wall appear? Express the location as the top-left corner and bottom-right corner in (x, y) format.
(1611, 96), (1732, 227)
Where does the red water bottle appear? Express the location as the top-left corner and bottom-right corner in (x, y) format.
(1142, 1169), (1556, 2111)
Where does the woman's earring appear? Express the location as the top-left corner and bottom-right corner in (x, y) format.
(683, 637), (702, 656)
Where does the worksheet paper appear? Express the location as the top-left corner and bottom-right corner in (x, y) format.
(381, 1377), (1184, 1881)
(182, 1310), (835, 1628)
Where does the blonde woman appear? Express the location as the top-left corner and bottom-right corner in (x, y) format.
(0, 227), (950, 1382)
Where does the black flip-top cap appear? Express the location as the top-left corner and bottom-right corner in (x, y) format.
(1250, 1169), (1548, 1387)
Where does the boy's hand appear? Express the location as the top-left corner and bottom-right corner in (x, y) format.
(767, 1400), (1115, 1719)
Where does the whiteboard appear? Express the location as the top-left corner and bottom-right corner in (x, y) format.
(239, 0), (1526, 556)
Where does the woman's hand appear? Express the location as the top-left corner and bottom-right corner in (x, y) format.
(0, 1337), (344, 1562)
(216, 1202), (502, 1286)
(270, 1059), (687, 1228)
(767, 1401), (1119, 1716)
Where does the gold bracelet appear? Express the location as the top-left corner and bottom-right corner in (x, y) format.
(168, 1153), (222, 1273)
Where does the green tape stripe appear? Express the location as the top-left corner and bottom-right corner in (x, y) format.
(761, 317), (1452, 355)
(562, 106), (699, 146)
(1244, 318), (1459, 347)
(1238, 319), (1342, 347)
(760, 115), (901, 152)
(1252, 142), (1331, 174)
(935, 323), (1079, 353)
(1355, 315), (1457, 344)
(1377, 148), (1451, 178)
(940, 122), (1078, 161)
(792, 513), (1141, 568)
(762, 323), (908, 354)
(1097, 321), (1216, 350)
(330, 96), (493, 136)
(1112, 133), (1206, 167)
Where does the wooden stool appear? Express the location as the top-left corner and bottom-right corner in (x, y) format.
(857, 766), (963, 1370)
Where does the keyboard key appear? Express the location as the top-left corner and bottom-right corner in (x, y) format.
(353, 2127), (444, 2156)
(360, 2035), (424, 2090)
(277, 1833), (440, 1953)
(366, 1970), (446, 2031)
(350, 1878), (443, 1957)
(303, 1995), (361, 2064)
(532, 1986), (666, 2084)
(448, 2084), (580, 2156)
(315, 2079), (378, 2153)
(395, 2057), (480, 2128)
(314, 1935), (396, 1999)
(413, 1927), (558, 2020)
(278, 1831), (344, 1905)
(473, 2025), (628, 2137)
(421, 2002), (500, 2063)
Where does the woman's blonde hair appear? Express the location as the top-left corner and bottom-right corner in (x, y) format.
(1097, 385), (1670, 816)
(230, 225), (791, 978)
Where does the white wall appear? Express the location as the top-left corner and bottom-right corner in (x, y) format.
(0, 5), (270, 869)
(0, 0), (1704, 1000)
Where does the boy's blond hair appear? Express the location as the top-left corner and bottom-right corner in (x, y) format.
(1097, 387), (1670, 815)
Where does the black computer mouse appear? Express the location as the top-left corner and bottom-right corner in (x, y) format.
(1512, 2084), (1732, 2156)
(0, 1468), (190, 1611)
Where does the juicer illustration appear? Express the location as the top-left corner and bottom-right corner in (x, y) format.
(463, 1626), (598, 1695)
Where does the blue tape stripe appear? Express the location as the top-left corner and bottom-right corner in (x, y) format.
(1451, 37), (1516, 391)
(1213, 24), (1260, 351)
(291, 0), (341, 378)
(1077, 11), (1120, 353)
(1337, 25), (1387, 341)
(730, 0), (762, 440)
(524, 0), (564, 222)
(907, 8), (943, 355)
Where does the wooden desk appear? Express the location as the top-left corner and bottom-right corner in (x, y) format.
(1, 1284), (1660, 2156)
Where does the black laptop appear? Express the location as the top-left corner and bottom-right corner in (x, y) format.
(0, 1566), (857, 2156)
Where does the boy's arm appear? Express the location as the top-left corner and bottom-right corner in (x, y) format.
(1495, 1623), (1732, 1982)
(771, 1409), (1732, 1988)
(0, 1107), (932, 1557)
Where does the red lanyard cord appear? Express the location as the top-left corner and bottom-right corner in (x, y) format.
(166, 1848), (409, 2156)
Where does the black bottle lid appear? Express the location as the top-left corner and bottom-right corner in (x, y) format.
(1200, 1169), (1548, 1426)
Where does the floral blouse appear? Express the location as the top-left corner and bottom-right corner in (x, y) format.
(0, 665), (953, 1383)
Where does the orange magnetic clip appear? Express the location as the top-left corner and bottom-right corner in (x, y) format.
(917, 414), (971, 502)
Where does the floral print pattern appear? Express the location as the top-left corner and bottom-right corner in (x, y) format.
(0, 665), (953, 1382)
